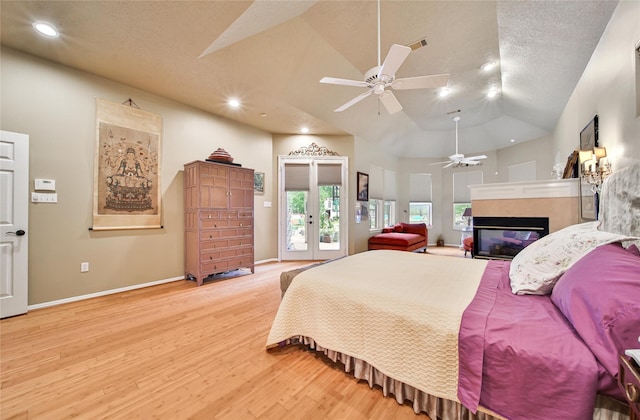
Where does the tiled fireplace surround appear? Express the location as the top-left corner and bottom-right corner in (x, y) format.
(470, 178), (580, 259)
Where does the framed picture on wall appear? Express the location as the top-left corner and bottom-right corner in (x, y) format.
(580, 115), (598, 151)
(357, 172), (369, 201)
(254, 172), (264, 194)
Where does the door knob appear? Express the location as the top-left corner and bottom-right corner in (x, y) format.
(6, 230), (26, 236)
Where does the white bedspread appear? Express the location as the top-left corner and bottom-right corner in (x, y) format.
(266, 250), (488, 402)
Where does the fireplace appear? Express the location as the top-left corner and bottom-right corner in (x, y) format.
(473, 217), (549, 260)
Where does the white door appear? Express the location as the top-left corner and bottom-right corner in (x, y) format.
(279, 156), (348, 261)
(1, 130), (29, 318)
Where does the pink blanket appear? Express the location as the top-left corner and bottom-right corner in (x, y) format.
(458, 260), (607, 420)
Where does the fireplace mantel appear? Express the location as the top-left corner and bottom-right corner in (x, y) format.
(470, 178), (579, 201)
(470, 178), (580, 233)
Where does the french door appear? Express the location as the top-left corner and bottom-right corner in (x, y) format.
(279, 156), (348, 261)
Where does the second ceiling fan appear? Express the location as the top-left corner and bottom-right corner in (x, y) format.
(431, 116), (487, 168)
(319, 0), (449, 115)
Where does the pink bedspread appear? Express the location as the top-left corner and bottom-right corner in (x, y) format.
(458, 260), (610, 420)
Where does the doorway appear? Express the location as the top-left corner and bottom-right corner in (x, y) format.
(279, 156), (348, 261)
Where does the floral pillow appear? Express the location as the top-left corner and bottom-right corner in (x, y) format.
(509, 222), (636, 295)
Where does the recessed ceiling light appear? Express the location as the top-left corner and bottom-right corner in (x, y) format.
(481, 61), (496, 71)
(487, 88), (499, 98)
(438, 88), (451, 98)
(510, 138), (516, 143)
(33, 21), (59, 38)
(227, 98), (240, 108)
(300, 127), (309, 134)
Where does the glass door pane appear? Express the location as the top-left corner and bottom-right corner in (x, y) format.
(318, 185), (340, 251)
(285, 191), (308, 252)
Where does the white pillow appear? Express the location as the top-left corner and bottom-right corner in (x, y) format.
(509, 222), (636, 295)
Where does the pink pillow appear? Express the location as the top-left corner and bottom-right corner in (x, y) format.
(626, 243), (640, 256)
(551, 243), (640, 377)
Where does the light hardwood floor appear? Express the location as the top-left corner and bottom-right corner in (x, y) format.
(1, 260), (431, 420)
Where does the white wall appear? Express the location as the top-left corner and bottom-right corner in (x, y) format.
(553, 1), (640, 170)
(1, 47), (275, 304)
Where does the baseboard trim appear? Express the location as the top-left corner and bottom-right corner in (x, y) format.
(28, 276), (184, 311)
(29, 259), (280, 311)
(256, 258), (278, 264)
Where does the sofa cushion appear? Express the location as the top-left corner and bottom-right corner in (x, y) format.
(400, 222), (427, 235)
(368, 232), (424, 247)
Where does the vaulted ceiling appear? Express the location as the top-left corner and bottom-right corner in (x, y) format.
(0, 0), (618, 158)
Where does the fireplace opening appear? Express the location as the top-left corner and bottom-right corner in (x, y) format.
(473, 217), (549, 260)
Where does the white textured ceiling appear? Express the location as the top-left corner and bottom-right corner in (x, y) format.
(0, 0), (618, 158)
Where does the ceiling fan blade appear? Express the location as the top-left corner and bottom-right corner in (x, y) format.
(378, 44), (411, 79)
(392, 73), (450, 90)
(442, 161), (456, 169)
(465, 155), (487, 160)
(429, 160), (452, 166)
(379, 91), (403, 114)
(320, 77), (369, 88)
(334, 90), (373, 112)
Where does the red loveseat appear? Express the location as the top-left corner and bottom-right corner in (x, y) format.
(368, 223), (428, 252)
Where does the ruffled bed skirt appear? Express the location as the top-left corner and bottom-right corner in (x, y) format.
(281, 336), (628, 420)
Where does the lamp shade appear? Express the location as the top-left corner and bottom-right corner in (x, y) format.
(462, 208), (472, 217)
(594, 146), (607, 160)
(579, 150), (594, 164)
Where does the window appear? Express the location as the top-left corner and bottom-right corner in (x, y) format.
(409, 173), (432, 227)
(368, 165), (397, 230)
(384, 200), (396, 227)
(453, 202), (471, 229)
(409, 202), (432, 225)
(453, 170), (482, 230)
(369, 199), (380, 229)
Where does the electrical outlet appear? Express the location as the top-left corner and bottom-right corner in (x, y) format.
(80, 262), (89, 272)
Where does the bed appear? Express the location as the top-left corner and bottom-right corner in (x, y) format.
(266, 161), (640, 420)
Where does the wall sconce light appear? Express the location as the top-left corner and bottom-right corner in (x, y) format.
(578, 146), (612, 193)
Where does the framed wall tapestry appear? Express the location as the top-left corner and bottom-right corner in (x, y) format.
(92, 98), (162, 230)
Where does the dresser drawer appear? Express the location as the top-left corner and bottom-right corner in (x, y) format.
(619, 355), (640, 418)
(200, 254), (253, 274)
(201, 246), (252, 261)
(227, 238), (253, 247)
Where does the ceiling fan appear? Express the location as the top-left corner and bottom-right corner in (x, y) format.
(319, 0), (449, 115)
(431, 116), (487, 168)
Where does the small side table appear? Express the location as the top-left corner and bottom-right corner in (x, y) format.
(619, 355), (640, 420)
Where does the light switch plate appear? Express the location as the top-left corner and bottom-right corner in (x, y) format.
(32, 192), (58, 203)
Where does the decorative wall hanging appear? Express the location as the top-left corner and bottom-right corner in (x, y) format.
(288, 142), (339, 156)
(357, 172), (369, 201)
(580, 115), (598, 151)
(254, 172), (265, 194)
(92, 98), (162, 230)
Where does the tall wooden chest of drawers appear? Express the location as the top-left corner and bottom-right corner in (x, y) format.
(184, 160), (254, 286)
